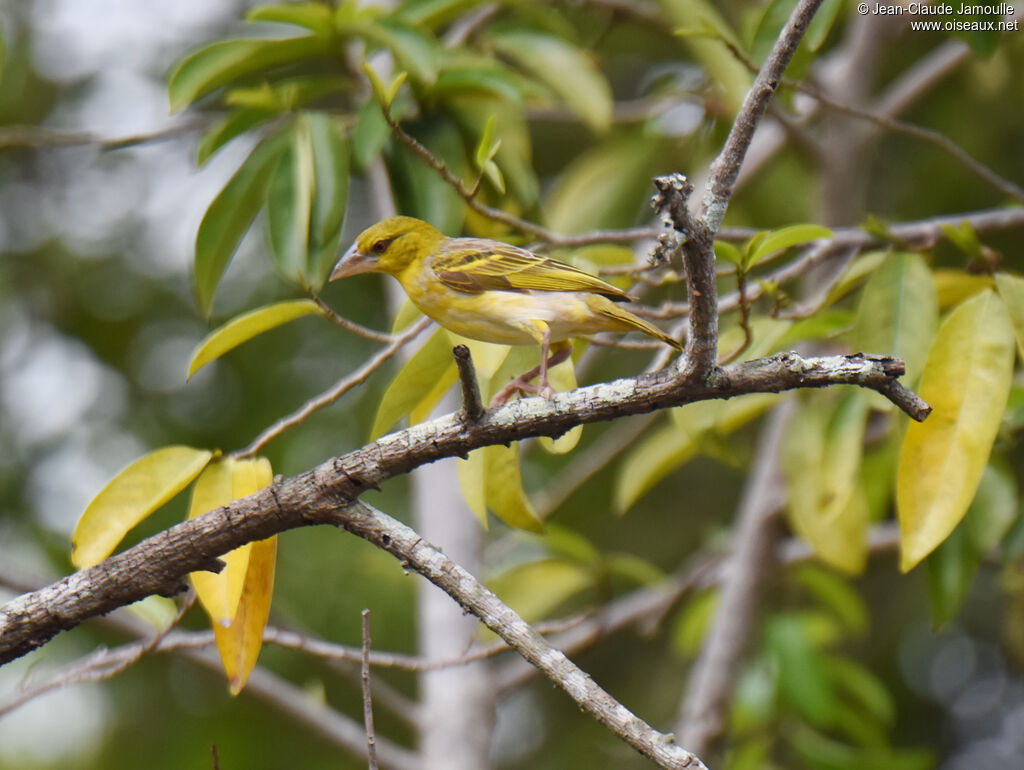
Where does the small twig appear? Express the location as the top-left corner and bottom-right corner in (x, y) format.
(382, 111), (558, 241)
(339, 502), (710, 770)
(0, 119), (209, 151)
(360, 609), (378, 770)
(718, 270), (753, 365)
(234, 317), (432, 458)
(718, 35), (1023, 204)
(799, 81), (1024, 203)
(452, 345), (484, 422)
(311, 295), (395, 343)
(701, 0), (826, 233)
(0, 591), (195, 717)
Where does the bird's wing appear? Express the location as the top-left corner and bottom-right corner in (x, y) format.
(431, 238), (630, 300)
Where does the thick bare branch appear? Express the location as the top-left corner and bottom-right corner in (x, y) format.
(335, 502), (707, 769)
(0, 349), (928, 667)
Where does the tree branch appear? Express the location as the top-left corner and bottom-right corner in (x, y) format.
(0, 349), (928, 666)
(335, 501), (707, 769)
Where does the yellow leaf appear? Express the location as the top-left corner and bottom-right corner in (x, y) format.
(994, 272), (1024, 361)
(487, 557), (592, 622)
(212, 534), (277, 695)
(932, 269), (994, 310)
(615, 393), (775, 513)
(898, 290), (1015, 572)
(72, 446), (214, 569)
(539, 354), (582, 454)
(187, 299), (326, 379)
(188, 457), (272, 625)
(391, 296), (424, 333)
(484, 444), (544, 532)
(456, 449), (488, 528)
(782, 393), (869, 574)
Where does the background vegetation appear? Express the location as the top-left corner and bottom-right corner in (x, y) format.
(1, 1), (1022, 769)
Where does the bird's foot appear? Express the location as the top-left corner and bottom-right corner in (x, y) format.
(490, 375), (556, 406)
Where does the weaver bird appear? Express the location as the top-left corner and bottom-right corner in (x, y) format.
(331, 216), (680, 405)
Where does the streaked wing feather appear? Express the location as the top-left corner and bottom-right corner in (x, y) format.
(432, 239), (629, 300)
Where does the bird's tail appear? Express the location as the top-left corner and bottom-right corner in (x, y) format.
(593, 299), (682, 350)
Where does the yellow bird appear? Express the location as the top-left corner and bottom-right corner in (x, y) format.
(331, 216), (680, 404)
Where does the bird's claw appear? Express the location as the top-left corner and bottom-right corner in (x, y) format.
(490, 376), (556, 406)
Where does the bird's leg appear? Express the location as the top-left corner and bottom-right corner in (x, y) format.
(491, 330), (572, 406)
(536, 333), (571, 400)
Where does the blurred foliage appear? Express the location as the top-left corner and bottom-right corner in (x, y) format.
(2, 1), (1024, 769)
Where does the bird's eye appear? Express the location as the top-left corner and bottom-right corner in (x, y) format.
(371, 239), (391, 255)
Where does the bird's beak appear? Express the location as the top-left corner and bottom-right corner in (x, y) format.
(330, 243), (376, 281)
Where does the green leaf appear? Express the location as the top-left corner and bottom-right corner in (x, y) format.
(371, 327), (455, 439)
(537, 525), (601, 565)
(247, 2), (334, 33)
(804, 0), (843, 51)
(795, 565), (868, 635)
(490, 27), (612, 133)
(853, 251), (938, 387)
(766, 614), (837, 727)
(194, 129), (289, 316)
(474, 114), (499, 168)
(72, 447), (215, 568)
(965, 460), (1018, 551)
(168, 36), (328, 112)
(824, 655), (895, 727)
(430, 65), (524, 102)
(926, 462), (1018, 625)
(306, 112), (350, 287)
(358, 19), (440, 85)
(940, 220), (983, 258)
(385, 115), (467, 234)
(488, 557), (591, 621)
(724, 737), (772, 770)
(714, 241), (742, 267)
(604, 553), (665, 586)
(660, 0), (751, 112)
(926, 525), (979, 627)
(545, 135), (660, 234)
(781, 392), (869, 574)
(187, 299), (326, 379)
(898, 290), (1016, 571)
(266, 117), (315, 283)
(615, 392), (775, 512)
(479, 158), (505, 195)
(394, 0), (485, 28)
(197, 108), (279, 166)
(446, 96), (538, 208)
(746, 223), (833, 268)
(824, 250), (888, 307)
(362, 61), (395, 111)
(994, 272), (1024, 361)
(672, 590), (718, 658)
(351, 97), (391, 172)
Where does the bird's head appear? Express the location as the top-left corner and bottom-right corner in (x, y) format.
(331, 216), (445, 280)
